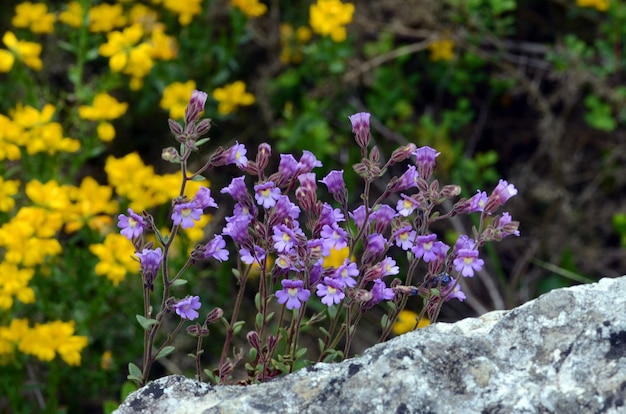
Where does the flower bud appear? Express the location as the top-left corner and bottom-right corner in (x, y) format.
(441, 184), (461, 198)
(195, 118), (212, 137)
(256, 143), (272, 172)
(162, 147), (181, 163)
(168, 118), (183, 138)
(247, 331), (261, 352)
(389, 143), (417, 166)
(205, 307), (224, 325)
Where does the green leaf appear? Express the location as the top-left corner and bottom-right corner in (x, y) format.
(318, 326), (330, 338)
(295, 347), (308, 359)
(255, 313), (263, 329)
(265, 312), (274, 322)
(127, 363), (143, 384)
(191, 174), (206, 182)
(136, 315), (158, 330)
(171, 279), (188, 287)
(195, 138), (210, 147)
(155, 346), (176, 360)
(121, 381), (137, 400)
(232, 320), (245, 335)
(381, 314), (389, 330)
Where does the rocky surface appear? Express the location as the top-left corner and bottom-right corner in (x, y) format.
(114, 276), (626, 413)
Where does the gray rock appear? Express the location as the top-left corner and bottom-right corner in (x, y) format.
(114, 276), (626, 414)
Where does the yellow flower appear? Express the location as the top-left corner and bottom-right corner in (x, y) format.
(88, 3), (127, 33)
(59, 1), (84, 28)
(232, 0), (267, 18)
(18, 320), (88, 365)
(0, 262), (35, 310)
(79, 93), (128, 120)
(576, 0), (609, 11)
(428, 38), (455, 62)
(149, 28), (178, 61)
(309, 0), (354, 42)
(129, 4), (162, 33)
(0, 31), (42, 71)
(391, 310), (430, 335)
(161, 0), (202, 25)
(101, 350), (114, 370)
(11, 2), (56, 34)
(64, 176), (118, 233)
(160, 80), (196, 120)
(212, 81), (255, 115)
(322, 246), (352, 268)
(0, 115), (21, 161)
(280, 24), (312, 64)
(0, 177), (20, 212)
(0, 319), (29, 360)
(98, 24), (146, 72)
(89, 233), (140, 286)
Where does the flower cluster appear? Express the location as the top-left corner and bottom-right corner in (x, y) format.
(428, 38), (455, 62)
(309, 0), (355, 42)
(119, 90), (519, 385)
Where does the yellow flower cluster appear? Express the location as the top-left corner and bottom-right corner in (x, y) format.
(576, 0), (609, 11)
(309, 0), (355, 42)
(0, 103), (80, 156)
(0, 32), (42, 72)
(0, 319), (88, 366)
(160, 80), (197, 120)
(11, 2), (56, 34)
(158, 0), (204, 26)
(428, 38), (455, 62)
(78, 93), (129, 142)
(212, 81), (256, 115)
(232, 0), (268, 18)
(280, 23), (312, 64)
(89, 233), (140, 286)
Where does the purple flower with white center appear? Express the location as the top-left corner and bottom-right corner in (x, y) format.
(348, 112), (371, 148)
(272, 224), (298, 253)
(396, 194), (420, 217)
(349, 205), (368, 230)
(136, 247), (163, 290)
(226, 141), (248, 168)
(193, 186), (218, 209)
(173, 295), (201, 320)
(369, 278), (395, 305)
(443, 278), (466, 302)
(497, 212), (520, 237)
(204, 234), (229, 262)
(316, 277), (345, 306)
(320, 223), (348, 250)
(334, 259), (358, 287)
(380, 256), (399, 276)
(240, 245), (265, 265)
(370, 204), (396, 234)
(393, 226), (416, 251)
(222, 215), (251, 245)
(275, 254), (295, 271)
(319, 203), (345, 227)
(233, 202), (256, 222)
(413, 146), (440, 180)
(412, 234), (448, 263)
(275, 279), (310, 310)
(254, 181), (281, 208)
(454, 235), (475, 252)
(172, 201), (203, 229)
(274, 195), (301, 221)
(485, 179), (518, 213)
(468, 190), (488, 213)
(394, 165), (419, 192)
(118, 208), (145, 239)
(320, 170), (347, 204)
(307, 238), (329, 263)
(279, 154), (298, 177)
(296, 150), (323, 175)
(221, 176), (248, 203)
(453, 248), (484, 277)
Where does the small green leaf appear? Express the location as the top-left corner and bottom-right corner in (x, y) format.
(195, 138), (210, 147)
(381, 314), (389, 330)
(265, 312), (274, 323)
(248, 348), (257, 360)
(127, 363), (143, 385)
(318, 327), (330, 338)
(191, 175), (206, 182)
(155, 346), (176, 360)
(136, 315), (158, 330)
(255, 313), (263, 329)
(171, 279), (187, 287)
(318, 338), (326, 352)
(232, 320), (245, 335)
(295, 347), (308, 359)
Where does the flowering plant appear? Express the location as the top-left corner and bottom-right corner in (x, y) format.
(122, 90), (519, 386)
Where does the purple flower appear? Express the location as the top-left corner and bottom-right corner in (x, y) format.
(485, 179), (517, 213)
(298, 172), (317, 192)
(454, 235), (475, 252)
(254, 181), (281, 208)
(204, 234), (229, 262)
(279, 154), (298, 177)
(173, 295), (201, 320)
(320, 223), (348, 250)
(272, 224), (298, 253)
(185, 90), (208, 124)
(334, 259), (358, 287)
(413, 146), (440, 180)
(393, 165), (419, 192)
(221, 176), (248, 203)
(443, 278), (466, 302)
(316, 277), (346, 306)
(320, 170), (347, 204)
(497, 212), (520, 238)
(275, 279), (310, 310)
(296, 150), (323, 175)
(370, 204), (396, 234)
(274, 195), (301, 221)
(412, 234), (449, 263)
(136, 247), (163, 290)
(222, 215), (251, 245)
(396, 194), (420, 217)
(240, 245), (265, 265)
(369, 278), (394, 306)
(349, 205), (368, 230)
(172, 201), (203, 229)
(363, 233), (387, 264)
(393, 226), (416, 251)
(468, 190), (488, 213)
(379, 257), (399, 277)
(193, 186), (218, 209)
(453, 248), (484, 277)
(319, 203), (345, 227)
(348, 112), (371, 148)
(226, 141), (248, 168)
(118, 208), (145, 239)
